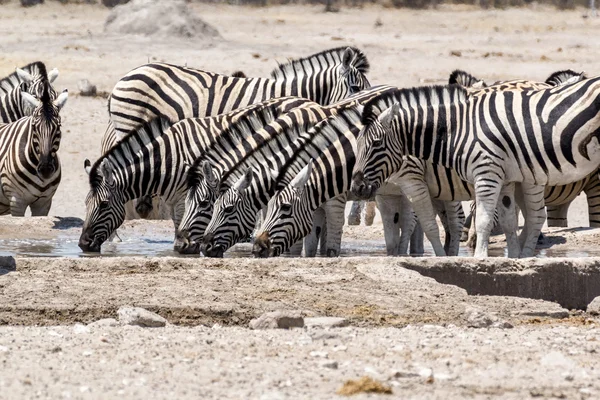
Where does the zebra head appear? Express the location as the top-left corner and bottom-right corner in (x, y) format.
(202, 167), (264, 258)
(79, 159), (126, 253)
(175, 160), (221, 254)
(253, 161), (314, 258)
(331, 47), (371, 101)
(21, 88), (68, 180)
(351, 102), (402, 200)
(17, 65), (59, 114)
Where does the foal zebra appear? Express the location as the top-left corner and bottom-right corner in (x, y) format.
(351, 78), (600, 258)
(79, 97), (322, 252)
(104, 47), (371, 219)
(0, 85), (68, 216)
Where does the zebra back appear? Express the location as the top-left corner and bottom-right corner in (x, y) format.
(108, 47), (371, 137)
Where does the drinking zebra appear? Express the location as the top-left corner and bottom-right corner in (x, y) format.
(350, 78), (600, 258)
(103, 47), (371, 220)
(79, 97), (324, 252)
(0, 85), (68, 216)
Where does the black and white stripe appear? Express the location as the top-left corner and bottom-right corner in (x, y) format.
(78, 97), (319, 252)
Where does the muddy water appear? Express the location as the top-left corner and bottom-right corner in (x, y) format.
(0, 231), (595, 258)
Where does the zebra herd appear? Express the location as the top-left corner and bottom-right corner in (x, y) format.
(2, 48), (597, 259)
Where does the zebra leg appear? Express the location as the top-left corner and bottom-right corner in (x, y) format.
(376, 194), (401, 256)
(323, 194), (347, 257)
(9, 196), (27, 217)
(437, 200), (463, 257)
(397, 179), (446, 256)
(584, 171), (600, 227)
(304, 207), (325, 257)
(364, 201), (376, 226)
(546, 204), (569, 228)
(409, 220), (424, 255)
(347, 201), (362, 226)
(517, 183), (546, 258)
(288, 240), (303, 257)
(124, 200), (139, 220)
(496, 183), (520, 258)
(29, 197), (52, 216)
(473, 179), (503, 258)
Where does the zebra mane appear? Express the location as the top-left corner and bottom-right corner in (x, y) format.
(361, 84), (469, 124)
(545, 69), (587, 86)
(89, 117), (172, 189)
(0, 61), (48, 95)
(448, 69), (487, 88)
(185, 101), (298, 189)
(274, 106), (363, 191)
(270, 46), (370, 81)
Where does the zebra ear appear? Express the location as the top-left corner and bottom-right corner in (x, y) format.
(48, 68), (59, 83)
(16, 68), (33, 83)
(234, 168), (253, 192)
(201, 161), (219, 187)
(21, 92), (41, 109)
(291, 160), (313, 189)
(54, 89), (68, 111)
(100, 159), (114, 186)
(379, 103), (400, 130)
(342, 47), (354, 69)
(471, 80), (486, 89)
(84, 159), (92, 175)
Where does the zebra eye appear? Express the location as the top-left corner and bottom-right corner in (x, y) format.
(224, 205), (234, 213)
(99, 200), (110, 210)
(350, 85), (361, 94)
(198, 200), (210, 208)
(372, 139), (384, 148)
(281, 203), (292, 212)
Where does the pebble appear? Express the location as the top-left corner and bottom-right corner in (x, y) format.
(117, 306), (167, 328)
(88, 318), (119, 328)
(465, 307), (512, 329)
(249, 311), (304, 330)
(320, 360), (338, 369)
(0, 345), (8, 353)
(390, 369), (420, 379)
(304, 317), (349, 328)
(77, 79), (97, 97)
(309, 350), (328, 358)
(73, 324), (90, 334)
(587, 296), (600, 315)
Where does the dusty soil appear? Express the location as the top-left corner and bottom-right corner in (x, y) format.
(1, 2), (600, 399)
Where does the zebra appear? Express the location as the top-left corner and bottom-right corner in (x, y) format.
(103, 46), (371, 220)
(0, 62), (60, 123)
(350, 78), (600, 258)
(79, 97), (321, 252)
(0, 84), (68, 216)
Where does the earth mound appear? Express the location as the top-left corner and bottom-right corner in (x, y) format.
(104, 0), (220, 39)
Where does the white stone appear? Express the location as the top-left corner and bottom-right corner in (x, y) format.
(587, 296), (600, 315)
(249, 311), (304, 330)
(304, 317), (349, 328)
(117, 306), (167, 328)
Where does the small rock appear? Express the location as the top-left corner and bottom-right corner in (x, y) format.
(77, 79), (97, 97)
(390, 369), (419, 379)
(492, 321), (514, 329)
(249, 311), (304, 330)
(0, 345), (8, 353)
(587, 296), (600, 315)
(309, 350), (328, 358)
(88, 318), (119, 328)
(320, 360), (338, 369)
(73, 323), (90, 334)
(304, 317), (349, 328)
(117, 306), (167, 327)
(20, 0), (43, 7)
(465, 307), (495, 328)
(310, 331), (339, 341)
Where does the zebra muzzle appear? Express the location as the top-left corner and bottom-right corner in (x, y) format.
(252, 232), (272, 258)
(200, 233), (225, 258)
(78, 230), (101, 253)
(350, 171), (375, 200)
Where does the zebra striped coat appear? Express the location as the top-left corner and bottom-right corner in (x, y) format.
(79, 97), (320, 253)
(0, 87), (68, 216)
(351, 79), (600, 258)
(104, 47), (370, 220)
(0, 62), (60, 123)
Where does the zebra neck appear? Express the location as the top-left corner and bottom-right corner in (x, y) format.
(271, 75), (329, 105)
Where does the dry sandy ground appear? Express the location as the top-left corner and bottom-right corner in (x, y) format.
(2, 2), (600, 399)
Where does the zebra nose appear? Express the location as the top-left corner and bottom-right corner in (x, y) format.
(78, 230), (98, 252)
(37, 163), (55, 179)
(350, 171), (368, 198)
